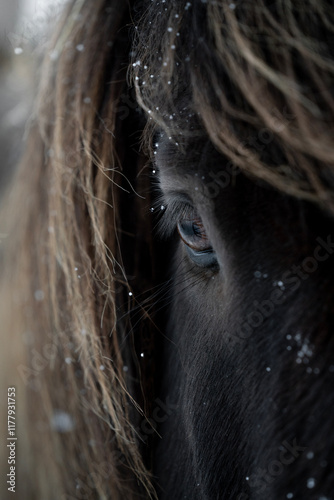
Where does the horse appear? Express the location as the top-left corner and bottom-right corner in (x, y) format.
(1, 0), (334, 499)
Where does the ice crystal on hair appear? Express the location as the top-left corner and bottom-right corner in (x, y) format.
(306, 478), (316, 489)
(34, 290), (44, 302)
(49, 50), (59, 61)
(51, 410), (75, 433)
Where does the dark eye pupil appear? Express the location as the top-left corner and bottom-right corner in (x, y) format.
(192, 222), (204, 237)
(176, 212), (218, 269)
(177, 216), (211, 252)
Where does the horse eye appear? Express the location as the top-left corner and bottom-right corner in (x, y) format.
(177, 215), (210, 251)
(177, 215), (218, 268)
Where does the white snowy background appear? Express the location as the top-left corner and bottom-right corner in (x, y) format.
(0, 0), (66, 193)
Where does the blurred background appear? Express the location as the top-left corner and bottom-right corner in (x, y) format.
(0, 0), (65, 195)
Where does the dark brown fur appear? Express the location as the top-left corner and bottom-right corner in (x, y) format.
(1, 1), (334, 498)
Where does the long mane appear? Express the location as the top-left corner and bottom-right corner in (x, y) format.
(1, 0), (334, 499)
(0, 1), (156, 498)
(134, 0), (334, 212)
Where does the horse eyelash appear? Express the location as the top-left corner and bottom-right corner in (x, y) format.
(154, 198), (194, 240)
